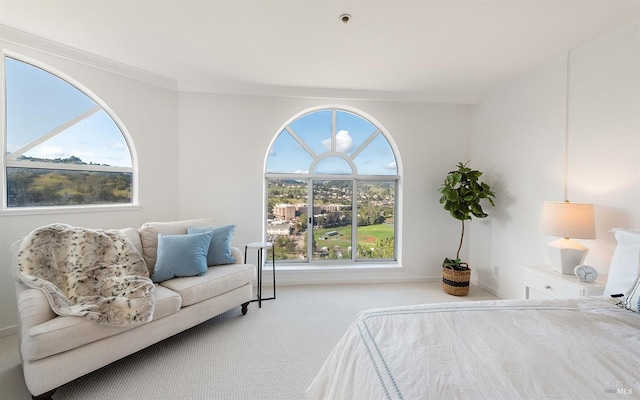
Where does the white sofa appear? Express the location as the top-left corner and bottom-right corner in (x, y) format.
(11, 219), (255, 400)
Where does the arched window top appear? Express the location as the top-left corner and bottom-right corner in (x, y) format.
(266, 107), (398, 176)
(3, 56), (136, 209)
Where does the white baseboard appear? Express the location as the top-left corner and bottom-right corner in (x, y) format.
(0, 325), (17, 338)
(471, 279), (508, 299)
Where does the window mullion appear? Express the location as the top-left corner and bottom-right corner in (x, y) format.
(6, 161), (133, 173)
(331, 108), (337, 152)
(352, 179), (357, 261)
(6, 105), (102, 160)
(285, 126), (317, 159)
(307, 178), (314, 261)
(350, 128), (381, 160)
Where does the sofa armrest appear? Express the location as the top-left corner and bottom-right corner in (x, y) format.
(231, 247), (244, 264)
(17, 283), (56, 330)
(16, 281), (56, 360)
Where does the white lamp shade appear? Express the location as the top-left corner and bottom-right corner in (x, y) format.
(539, 201), (596, 274)
(539, 201), (596, 239)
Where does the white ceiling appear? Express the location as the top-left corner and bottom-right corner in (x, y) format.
(1, 0), (639, 102)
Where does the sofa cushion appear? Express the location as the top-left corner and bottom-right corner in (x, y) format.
(119, 227), (144, 259)
(138, 218), (215, 275)
(151, 232), (213, 283)
(21, 285), (181, 361)
(188, 225), (237, 265)
(159, 263), (255, 307)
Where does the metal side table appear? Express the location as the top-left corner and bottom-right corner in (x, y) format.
(244, 241), (276, 308)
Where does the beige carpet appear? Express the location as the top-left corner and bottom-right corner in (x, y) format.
(0, 282), (498, 400)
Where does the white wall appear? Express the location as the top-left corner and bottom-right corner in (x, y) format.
(470, 19), (640, 299)
(0, 32), (473, 334)
(178, 92), (472, 284)
(0, 36), (181, 334)
(3, 16), (636, 333)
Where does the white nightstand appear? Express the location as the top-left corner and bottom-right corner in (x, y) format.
(523, 265), (607, 299)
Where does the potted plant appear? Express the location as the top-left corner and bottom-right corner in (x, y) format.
(438, 161), (495, 295)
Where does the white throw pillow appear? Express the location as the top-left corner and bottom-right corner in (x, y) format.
(138, 218), (215, 274)
(604, 229), (640, 296)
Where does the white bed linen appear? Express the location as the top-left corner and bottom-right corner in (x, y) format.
(306, 297), (640, 400)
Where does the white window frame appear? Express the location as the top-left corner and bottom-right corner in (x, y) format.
(264, 105), (402, 267)
(1, 52), (139, 215)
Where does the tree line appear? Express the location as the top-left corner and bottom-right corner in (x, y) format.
(7, 156), (131, 207)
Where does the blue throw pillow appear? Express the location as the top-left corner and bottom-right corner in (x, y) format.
(187, 225), (236, 266)
(151, 231), (213, 283)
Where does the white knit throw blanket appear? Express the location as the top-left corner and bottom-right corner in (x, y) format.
(17, 223), (155, 326)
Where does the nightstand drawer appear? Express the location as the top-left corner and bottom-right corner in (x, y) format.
(524, 270), (582, 298)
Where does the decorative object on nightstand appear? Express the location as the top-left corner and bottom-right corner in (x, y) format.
(523, 265), (605, 299)
(574, 264), (598, 283)
(244, 241), (276, 308)
(539, 200), (596, 274)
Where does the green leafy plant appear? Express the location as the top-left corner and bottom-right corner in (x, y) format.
(439, 162), (496, 270)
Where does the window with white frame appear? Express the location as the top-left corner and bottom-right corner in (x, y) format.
(3, 56), (136, 209)
(265, 107), (399, 265)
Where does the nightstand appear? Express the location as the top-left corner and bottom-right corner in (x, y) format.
(523, 265), (606, 299)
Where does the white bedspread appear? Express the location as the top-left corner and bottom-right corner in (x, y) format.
(306, 297), (640, 400)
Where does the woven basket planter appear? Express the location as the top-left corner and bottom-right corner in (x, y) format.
(442, 266), (471, 296)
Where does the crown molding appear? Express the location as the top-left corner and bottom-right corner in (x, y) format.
(0, 24), (178, 90)
(179, 81), (479, 105)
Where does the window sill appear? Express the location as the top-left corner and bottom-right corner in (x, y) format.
(1, 204), (141, 217)
(272, 263), (401, 272)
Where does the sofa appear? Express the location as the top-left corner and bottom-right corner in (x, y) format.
(11, 218), (255, 400)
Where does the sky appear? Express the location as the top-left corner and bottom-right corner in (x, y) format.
(5, 57), (132, 168)
(267, 109), (397, 176)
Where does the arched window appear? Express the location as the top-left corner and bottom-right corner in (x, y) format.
(2, 56), (136, 210)
(265, 107), (399, 264)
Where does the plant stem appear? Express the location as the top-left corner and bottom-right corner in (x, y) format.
(456, 220), (465, 260)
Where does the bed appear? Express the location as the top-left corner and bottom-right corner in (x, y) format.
(306, 229), (640, 400)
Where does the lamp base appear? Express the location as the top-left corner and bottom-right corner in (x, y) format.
(546, 238), (589, 274)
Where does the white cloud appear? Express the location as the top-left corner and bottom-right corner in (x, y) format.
(385, 161), (396, 170)
(322, 130), (354, 153)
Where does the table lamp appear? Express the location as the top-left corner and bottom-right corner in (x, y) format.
(539, 200), (596, 274)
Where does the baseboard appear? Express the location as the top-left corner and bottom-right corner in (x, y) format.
(0, 325), (17, 338)
(471, 279), (508, 299)
(260, 274), (435, 287)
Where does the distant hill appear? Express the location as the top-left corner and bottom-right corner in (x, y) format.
(16, 155), (111, 167)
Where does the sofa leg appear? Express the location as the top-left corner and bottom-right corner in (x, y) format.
(241, 302), (249, 315)
(32, 389), (56, 400)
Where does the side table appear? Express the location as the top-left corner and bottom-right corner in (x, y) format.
(245, 242), (276, 308)
(523, 265), (606, 299)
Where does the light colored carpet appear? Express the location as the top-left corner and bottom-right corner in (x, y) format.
(0, 282), (498, 400)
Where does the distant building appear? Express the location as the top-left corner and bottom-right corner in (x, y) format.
(296, 204), (321, 216)
(273, 204), (296, 221)
(323, 204), (345, 212)
(267, 221), (292, 236)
